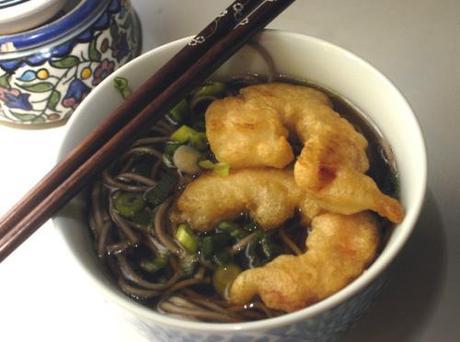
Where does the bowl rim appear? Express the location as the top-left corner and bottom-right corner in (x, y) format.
(55, 29), (427, 333)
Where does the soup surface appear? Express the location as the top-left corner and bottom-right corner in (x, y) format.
(87, 75), (401, 322)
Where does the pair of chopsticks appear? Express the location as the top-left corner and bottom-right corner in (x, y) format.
(0, 0), (296, 261)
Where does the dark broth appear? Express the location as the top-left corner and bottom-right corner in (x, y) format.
(88, 75), (399, 322)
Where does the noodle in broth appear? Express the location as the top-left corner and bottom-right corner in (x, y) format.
(88, 75), (398, 322)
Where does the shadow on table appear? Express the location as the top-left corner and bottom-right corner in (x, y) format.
(340, 189), (447, 342)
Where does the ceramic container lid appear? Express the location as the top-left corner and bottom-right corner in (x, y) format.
(0, 0), (110, 56)
(0, 0), (66, 35)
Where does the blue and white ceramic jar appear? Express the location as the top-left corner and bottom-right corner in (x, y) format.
(0, 0), (142, 125)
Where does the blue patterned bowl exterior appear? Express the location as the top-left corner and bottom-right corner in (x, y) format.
(0, 0), (142, 125)
(129, 273), (386, 342)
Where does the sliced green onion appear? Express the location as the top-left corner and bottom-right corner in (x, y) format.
(197, 160), (215, 169)
(170, 125), (191, 143)
(212, 232), (233, 248)
(243, 221), (259, 233)
(200, 231), (233, 261)
(175, 223), (198, 254)
(198, 159), (230, 176)
(217, 221), (247, 240)
(213, 163), (230, 176)
(113, 77), (131, 99)
(213, 250), (232, 266)
(167, 98), (189, 124)
(163, 141), (183, 167)
(131, 207), (153, 228)
(193, 81), (226, 98)
(217, 221), (239, 231)
(113, 192), (145, 218)
(213, 263), (241, 298)
(140, 255), (169, 273)
(180, 254), (199, 277)
(191, 118), (205, 132)
(201, 236), (214, 259)
(192, 134), (207, 150)
(170, 125), (207, 150)
(144, 171), (177, 207)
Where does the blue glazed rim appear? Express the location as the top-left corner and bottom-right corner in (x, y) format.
(0, 0), (110, 52)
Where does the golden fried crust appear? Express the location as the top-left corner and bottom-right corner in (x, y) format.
(293, 132), (404, 223)
(295, 165), (404, 224)
(171, 168), (321, 232)
(205, 82), (403, 223)
(206, 97), (294, 169)
(229, 212), (380, 312)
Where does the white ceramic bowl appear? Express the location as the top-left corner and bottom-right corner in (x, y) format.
(54, 30), (427, 341)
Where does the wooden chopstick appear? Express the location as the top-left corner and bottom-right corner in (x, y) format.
(0, 0), (295, 261)
(0, 0), (266, 252)
(0, 0), (262, 237)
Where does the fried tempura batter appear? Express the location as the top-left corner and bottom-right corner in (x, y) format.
(171, 168), (321, 232)
(205, 96), (293, 169)
(205, 83), (403, 223)
(229, 212), (380, 312)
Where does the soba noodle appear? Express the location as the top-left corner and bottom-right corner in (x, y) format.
(87, 74), (396, 322)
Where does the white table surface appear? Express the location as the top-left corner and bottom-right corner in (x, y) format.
(1, 1), (459, 341)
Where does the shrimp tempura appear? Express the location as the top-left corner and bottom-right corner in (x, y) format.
(229, 212), (380, 312)
(170, 168), (321, 232)
(205, 83), (403, 223)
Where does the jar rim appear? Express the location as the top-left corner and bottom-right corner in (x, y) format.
(0, 0), (111, 58)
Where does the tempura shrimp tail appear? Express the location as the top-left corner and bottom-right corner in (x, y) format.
(294, 155), (404, 224)
(229, 212), (380, 312)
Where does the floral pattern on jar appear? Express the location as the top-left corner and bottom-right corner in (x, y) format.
(0, 0), (142, 125)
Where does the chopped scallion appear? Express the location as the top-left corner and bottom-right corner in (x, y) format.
(163, 141), (183, 168)
(201, 236), (214, 259)
(131, 207), (153, 228)
(140, 255), (169, 273)
(170, 125), (207, 150)
(193, 81), (226, 98)
(198, 159), (230, 176)
(243, 221), (259, 233)
(213, 263), (241, 298)
(167, 98), (189, 124)
(180, 254), (199, 277)
(217, 221), (239, 231)
(144, 171), (177, 207)
(213, 250), (232, 266)
(212, 232), (233, 248)
(217, 221), (247, 240)
(175, 223), (198, 254)
(113, 192), (145, 218)
(213, 163), (230, 176)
